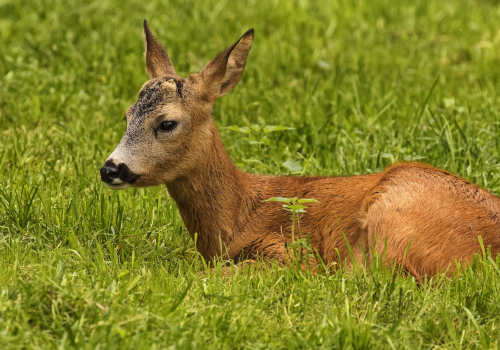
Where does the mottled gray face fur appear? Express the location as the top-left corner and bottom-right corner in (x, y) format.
(101, 76), (207, 189)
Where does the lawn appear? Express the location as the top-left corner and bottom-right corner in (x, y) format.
(1, 0), (500, 348)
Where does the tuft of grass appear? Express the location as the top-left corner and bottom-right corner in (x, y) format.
(1, 0), (500, 348)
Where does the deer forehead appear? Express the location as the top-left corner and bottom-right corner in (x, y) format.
(127, 77), (185, 122)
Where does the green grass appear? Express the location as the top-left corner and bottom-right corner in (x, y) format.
(2, 0), (500, 348)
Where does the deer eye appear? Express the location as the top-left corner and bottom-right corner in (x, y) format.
(159, 121), (177, 131)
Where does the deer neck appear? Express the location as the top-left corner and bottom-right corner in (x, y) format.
(166, 122), (260, 261)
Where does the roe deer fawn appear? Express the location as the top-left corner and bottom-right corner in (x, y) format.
(100, 20), (500, 278)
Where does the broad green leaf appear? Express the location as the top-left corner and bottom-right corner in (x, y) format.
(226, 125), (251, 134)
(297, 198), (319, 203)
(317, 60), (331, 70)
(282, 159), (303, 172)
(403, 155), (426, 161)
(118, 271), (130, 278)
(284, 207), (307, 213)
(443, 97), (455, 108)
(247, 140), (264, 145)
(126, 275), (141, 292)
(265, 197), (291, 203)
(263, 125), (295, 133)
(380, 152), (394, 159)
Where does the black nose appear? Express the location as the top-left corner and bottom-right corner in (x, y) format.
(100, 160), (119, 183)
(100, 159), (140, 184)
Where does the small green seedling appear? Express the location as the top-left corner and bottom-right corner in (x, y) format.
(265, 197), (319, 269)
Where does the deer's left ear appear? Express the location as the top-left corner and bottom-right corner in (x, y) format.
(143, 20), (177, 79)
(199, 29), (254, 99)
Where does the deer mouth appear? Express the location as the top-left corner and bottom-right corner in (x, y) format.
(105, 178), (131, 190)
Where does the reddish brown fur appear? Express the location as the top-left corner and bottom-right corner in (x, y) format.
(103, 22), (500, 279)
(166, 123), (500, 277)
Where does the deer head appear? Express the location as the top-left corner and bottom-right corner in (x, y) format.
(100, 20), (254, 189)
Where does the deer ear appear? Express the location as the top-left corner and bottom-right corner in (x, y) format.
(199, 29), (254, 99)
(142, 20), (177, 79)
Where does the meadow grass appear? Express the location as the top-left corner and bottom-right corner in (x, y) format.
(2, 0), (500, 348)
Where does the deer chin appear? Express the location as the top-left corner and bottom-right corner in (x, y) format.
(105, 178), (131, 190)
